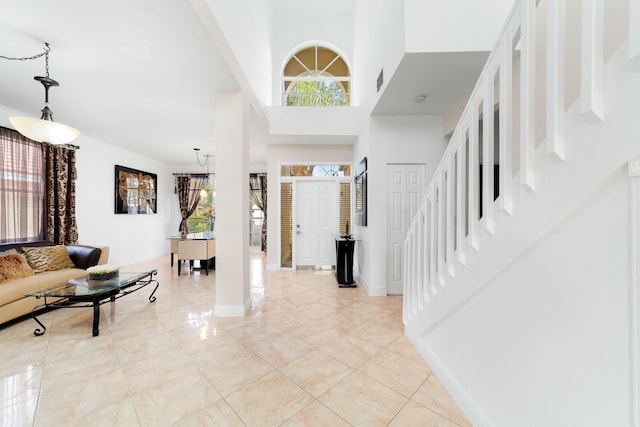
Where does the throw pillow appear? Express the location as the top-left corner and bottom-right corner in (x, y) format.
(0, 253), (35, 284)
(0, 248), (18, 256)
(22, 245), (75, 273)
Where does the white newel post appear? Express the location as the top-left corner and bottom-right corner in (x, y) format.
(629, 157), (640, 427)
(214, 90), (251, 317)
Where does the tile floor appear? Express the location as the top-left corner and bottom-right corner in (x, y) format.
(0, 249), (471, 426)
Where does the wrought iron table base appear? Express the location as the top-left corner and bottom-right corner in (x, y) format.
(30, 272), (159, 337)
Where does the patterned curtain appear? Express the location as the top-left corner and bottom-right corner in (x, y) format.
(176, 176), (205, 235)
(250, 173), (267, 251)
(43, 144), (78, 245)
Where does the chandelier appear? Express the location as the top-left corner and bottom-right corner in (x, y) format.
(2, 43), (80, 144)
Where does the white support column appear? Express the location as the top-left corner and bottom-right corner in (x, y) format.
(520, 0), (537, 192)
(631, 0), (640, 67)
(581, 0), (604, 121)
(214, 90), (251, 317)
(629, 157), (640, 427)
(547, 0), (566, 160)
(499, 33), (514, 215)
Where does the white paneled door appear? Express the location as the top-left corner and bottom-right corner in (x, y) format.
(387, 164), (425, 295)
(296, 181), (336, 268)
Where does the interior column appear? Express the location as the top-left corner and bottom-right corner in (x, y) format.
(214, 90), (251, 316)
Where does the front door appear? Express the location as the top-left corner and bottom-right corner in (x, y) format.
(296, 181), (336, 268)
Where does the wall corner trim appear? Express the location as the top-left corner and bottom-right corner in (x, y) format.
(629, 160), (640, 426)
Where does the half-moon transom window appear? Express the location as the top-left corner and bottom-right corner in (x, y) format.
(282, 45), (350, 106)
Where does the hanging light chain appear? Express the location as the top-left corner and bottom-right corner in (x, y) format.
(0, 43), (51, 76)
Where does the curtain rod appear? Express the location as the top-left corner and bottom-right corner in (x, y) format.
(173, 173), (214, 177)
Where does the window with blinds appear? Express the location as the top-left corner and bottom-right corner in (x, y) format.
(0, 129), (45, 243)
(339, 182), (351, 235)
(280, 182), (293, 268)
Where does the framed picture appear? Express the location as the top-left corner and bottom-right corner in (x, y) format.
(115, 165), (157, 214)
(355, 157), (367, 226)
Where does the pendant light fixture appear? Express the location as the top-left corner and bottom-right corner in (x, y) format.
(194, 148), (214, 197)
(2, 43), (80, 144)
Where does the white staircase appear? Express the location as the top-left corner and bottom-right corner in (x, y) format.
(402, 0), (640, 425)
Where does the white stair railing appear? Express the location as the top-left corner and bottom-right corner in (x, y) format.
(403, 0), (634, 326)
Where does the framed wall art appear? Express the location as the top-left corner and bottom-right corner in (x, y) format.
(355, 157), (367, 226)
(114, 165), (157, 214)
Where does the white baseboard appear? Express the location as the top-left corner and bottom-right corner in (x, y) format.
(407, 332), (494, 427)
(356, 274), (387, 297)
(214, 299), (251, 317)
(266, 263), (280, 271)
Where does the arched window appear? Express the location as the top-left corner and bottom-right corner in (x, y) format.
(282, 44), (350, 106)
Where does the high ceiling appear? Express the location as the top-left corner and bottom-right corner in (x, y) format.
(0, 0), (488, 168)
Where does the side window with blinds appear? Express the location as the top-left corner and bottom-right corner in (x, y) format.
(0, 129), (45, 243)
(339, 182), (351, 235)
(280, 182), (293, 268)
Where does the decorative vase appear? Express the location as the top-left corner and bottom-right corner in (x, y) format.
(89, 271), (119, 281)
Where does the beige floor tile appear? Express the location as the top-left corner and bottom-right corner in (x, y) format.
(280, 400), (351, 427)
(319, 371), (408, 426)
(386, 334), (428, 363)
(318, 334), (382, 369)
(389, 400), (459, 427)
(173, 399), (245, 427)
(130, 373), (222, 427)
(197, 342), (274, 396)
(0, 396), (37, 427)
(0, 361), (43, 408)
(35, 367), (129, 426)
(412, 374), (472, 427)
(347, 317), (404, 348)
(0, 250), (468, 427)
(248, 332), (313, 368)
(289, 318), (342, 348)
(226, 371), (313, 426)
(72, 397), (140, 427)
(281, 349), (353, 397)
(359, 348), (431, 397)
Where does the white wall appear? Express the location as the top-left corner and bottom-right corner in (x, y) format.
(0, 105), (175, 267)
(271, 6), (355, 106)
(202, 0), (273, 107)
(352, 0), (406, 110)
(74, 136), (174, 267)
(424, 168), (632, 426)
(404, 0), (516, 53)
(355, 115), (447, 295)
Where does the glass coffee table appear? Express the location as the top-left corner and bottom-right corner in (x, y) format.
(25, 270), (159, 337)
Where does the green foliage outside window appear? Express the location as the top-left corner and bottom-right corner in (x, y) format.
(285, 80), (348, 106)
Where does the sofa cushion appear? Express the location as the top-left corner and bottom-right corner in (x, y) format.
(22, 245), (75, 273)
(0, 253), (35, 284)
(66, 245), (102, 269)
(0, 268), (88, 306)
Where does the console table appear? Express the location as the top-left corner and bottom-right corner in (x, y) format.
(168, 232), (216, 275)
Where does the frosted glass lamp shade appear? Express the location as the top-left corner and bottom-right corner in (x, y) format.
(9, 116), (80, 144)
